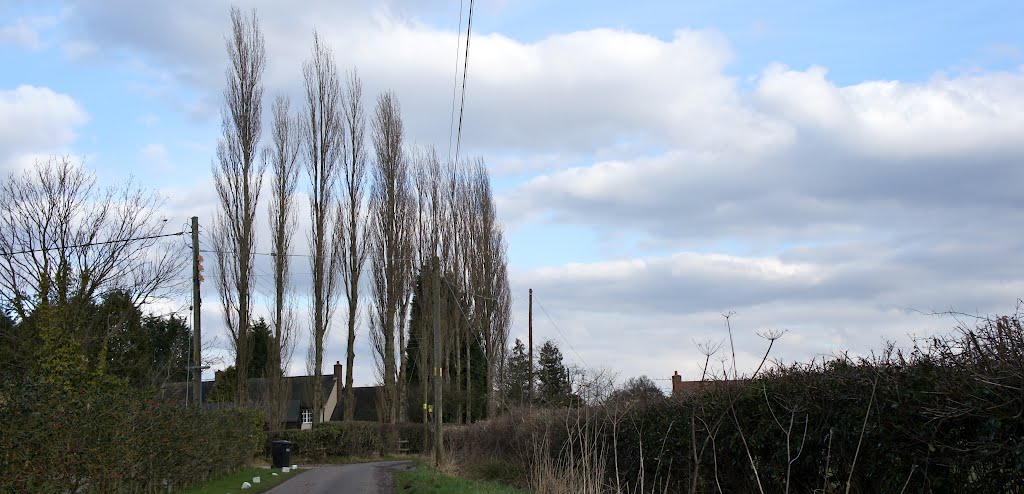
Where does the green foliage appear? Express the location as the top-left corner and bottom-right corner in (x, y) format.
(179, 467), (300, 494)
(0, 307), (33, 376)
(266, 421), (427, 461)
(405, 263), (487, 422)
(1, 289), (192, 391)
(206, 366), (239, 404)
(0, 375), (264, 493)
(394, 462), (529, 494)
(248, 317), (271, 378)
(537, 339), (571, 406)
(206, 319), (280, 404)
(104, 303), (192, 388)
(504, 338), (531, 406)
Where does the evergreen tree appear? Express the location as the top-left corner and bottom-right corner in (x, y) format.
(404, 269), (427, 421)
(207, 318), (277, 403)
(537, 340), (570, 406)
(248, 318), (271, 378)
(504, 338), (531, 406)
(404, 263), (487, 421)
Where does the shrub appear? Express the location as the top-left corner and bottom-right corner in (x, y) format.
(266, 420), (427, 461)
(446, 314), (1024, 493)
(0, 376), (263, 493)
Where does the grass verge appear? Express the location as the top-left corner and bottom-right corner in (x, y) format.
(180, 466), (303, 494)
(394, 462), (530, 494)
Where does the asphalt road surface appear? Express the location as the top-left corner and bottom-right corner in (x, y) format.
(265, 461), (412, 494)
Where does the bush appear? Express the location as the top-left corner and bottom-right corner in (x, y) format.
(266, 420), (428, 461)
(446, 315), (1024, 493)
(0, 376), (264, 493)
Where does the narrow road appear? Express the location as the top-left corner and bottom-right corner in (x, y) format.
(265, 461), (412, 494)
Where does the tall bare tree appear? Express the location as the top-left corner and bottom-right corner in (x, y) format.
(441, 158), (469, 422)
(0, 157), (183, 379)
(338, 70), (369, 421)
(212, 6), (266, 406)
(411, 146), (443, 427)
(265, 95), (300, 426)
(466, 160), (512, 417)
(302, 30), (343, 423)
(369, 91), (414, 424)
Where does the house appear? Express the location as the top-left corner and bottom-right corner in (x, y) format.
(163, 361), (381, 429)
(670, 370), (706, 397)
(670, 370), (748, 398)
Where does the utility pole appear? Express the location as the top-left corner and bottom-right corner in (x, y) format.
(528, 288), (533, 404)
(191, 216), (202, 405)
(433, 254), (443, 466)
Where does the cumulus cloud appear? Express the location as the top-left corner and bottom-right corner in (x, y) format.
(0, 85), (89, 173)
(504, 67), (1024, 242)
(512, 245), (1024, 383)
(48, 1), (1024, 382)
(58, 1), (787, 165)
(498, 65), (1024, 378)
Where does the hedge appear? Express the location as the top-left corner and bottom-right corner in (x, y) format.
(266, 420), (428, 461)
(0, 376), (264, 493)
(446, 315), (1024, 493)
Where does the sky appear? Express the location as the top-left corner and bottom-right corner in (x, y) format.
(3, 0), (1024, 393)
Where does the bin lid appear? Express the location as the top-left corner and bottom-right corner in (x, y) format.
(271, 440), (293, 445)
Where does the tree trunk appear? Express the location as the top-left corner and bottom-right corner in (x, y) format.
(345, 299), (357, 421)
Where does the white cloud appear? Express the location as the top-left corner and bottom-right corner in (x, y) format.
(42, 1), (1024, 383)
(139, 143), (175, 172)
(0, 85), (89, 173)
(0, 15), (57, 50)
(502, 66), (1024, 247)
(755, 64), (1024, 158)
(59, 1), (789, 163)
(512, 246), (1024, 380)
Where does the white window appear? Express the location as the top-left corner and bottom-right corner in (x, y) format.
(301, 408), (312, 424)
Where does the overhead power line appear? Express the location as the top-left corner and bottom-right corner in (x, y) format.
(446, 0), (465, 163)
(200, 248), (313, 258)
(0, 230), (188, 256)
(536, 300), (592, 372)
(453, 0), (475, 164)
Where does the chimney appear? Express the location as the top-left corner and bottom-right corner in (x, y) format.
(334, 361), (343, 398)
(671, 371), (682, 395)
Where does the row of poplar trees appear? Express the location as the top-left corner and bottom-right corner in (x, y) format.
(211, 8), (512, 425)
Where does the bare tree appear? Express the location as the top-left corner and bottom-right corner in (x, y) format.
(338, 70), (369, 421)
(441, 158), (468, 422)
(369, 91), (414, 424)
(0, 157), (184, 377)
(302, 30), (343, 423)
(265, 95), (300, 426)
(464, 160), (512, 418)
(211, 6), (266, 406)
(411, 146), (443, 429)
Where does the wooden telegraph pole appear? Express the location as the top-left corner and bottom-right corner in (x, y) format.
(191, 216), (203, 405)
(433, 254), (443, 466)
(528, 288), (533, 403)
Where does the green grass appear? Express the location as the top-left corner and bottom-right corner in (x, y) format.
(394, 462), (530, 494)
(179, 467), (303, 494)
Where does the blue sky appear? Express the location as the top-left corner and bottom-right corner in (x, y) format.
(2, 0), (1024, 391)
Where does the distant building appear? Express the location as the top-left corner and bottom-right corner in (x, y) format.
(670, 370), (706, 397)
(163, 361), (380, 429)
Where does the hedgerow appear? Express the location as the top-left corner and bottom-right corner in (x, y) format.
(0, 376), (264, 493)
(447, 313), (1024, 493)
(266, 420), (428, 461)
